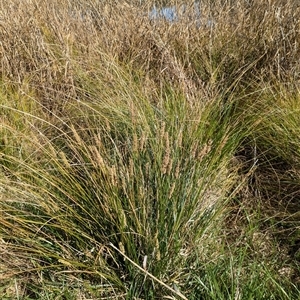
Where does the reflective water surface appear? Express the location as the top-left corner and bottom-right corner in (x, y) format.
(149, 2), (214, 27)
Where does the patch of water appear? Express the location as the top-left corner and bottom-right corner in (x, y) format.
(149, 2), (214, 27)
(149, 5), (179, 22)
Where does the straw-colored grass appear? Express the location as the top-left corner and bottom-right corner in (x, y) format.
(1, 0), (300, 298)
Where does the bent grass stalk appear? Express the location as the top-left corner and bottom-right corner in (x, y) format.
(109, 242), (188, 300)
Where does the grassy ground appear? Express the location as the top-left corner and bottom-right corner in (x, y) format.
(0, 0), (300, 299)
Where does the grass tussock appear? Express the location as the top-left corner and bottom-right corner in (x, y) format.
(1, 0), (300, 299)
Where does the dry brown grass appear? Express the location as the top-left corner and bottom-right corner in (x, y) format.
(1, 0), (299, 99)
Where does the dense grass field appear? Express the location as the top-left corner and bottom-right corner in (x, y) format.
(1, 0), (300, 298)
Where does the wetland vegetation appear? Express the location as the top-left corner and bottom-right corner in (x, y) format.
(0, 0), (300, 298)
